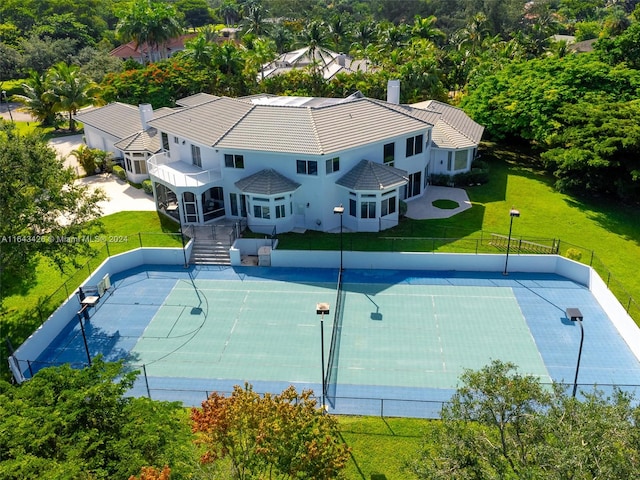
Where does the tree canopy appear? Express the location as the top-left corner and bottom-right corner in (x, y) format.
(408, 360), (640, 479)
(0, 359), (196, 479)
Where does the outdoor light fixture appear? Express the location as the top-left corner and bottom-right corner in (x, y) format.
(503, 208), (520, 275)
(316, 302), (330, 410)
(2, 91), (13, 122)
(333, 205), (344, 271)
(566, 307), (584, 398)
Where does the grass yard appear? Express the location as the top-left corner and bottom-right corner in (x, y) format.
(339, 416), (434, 479)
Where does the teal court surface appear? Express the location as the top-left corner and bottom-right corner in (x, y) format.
(30, 266), (640, 417)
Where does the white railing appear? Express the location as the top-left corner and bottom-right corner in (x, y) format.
(148, 153), (222, 188)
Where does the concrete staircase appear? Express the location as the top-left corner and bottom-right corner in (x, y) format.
(187, 222), (237, 265)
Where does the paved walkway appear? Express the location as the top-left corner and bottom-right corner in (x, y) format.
(76, 174), (156, 216)
(405, 185), (472, 220)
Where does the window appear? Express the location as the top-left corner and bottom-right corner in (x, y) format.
(125, 157), (132, 172)
(447, 151), (452, 171)
(349, 198), (356, 217)
(361, 201), (376, 219)
(297, 159), (317, 175)
(275, 204), (285, 218)
(225, 154), (244, 168)
(134, 159), (147, 175)
(405, 134), (424, 157)
(326, 157), (339, 174)
(253, 205), (270, 219)
(161, 132), (170, 151)
(173, 136), (179, 144)
(454, 150), (467, 170)
(381, 196), (396, 216)
(383, 142), (395, 164)
(191, 145), (202, 168)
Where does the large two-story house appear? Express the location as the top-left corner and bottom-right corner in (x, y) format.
(77, 82), (483, 234)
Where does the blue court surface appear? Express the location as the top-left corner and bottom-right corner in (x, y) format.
(32, 266), (640, 417)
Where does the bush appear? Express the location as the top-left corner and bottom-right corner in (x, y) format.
(142, 180), (153, 195)
(430, 174), (452, 186)
(566, 248), (583, 261)
(113, 165), (126, 181)
(399, 199), (408, 217)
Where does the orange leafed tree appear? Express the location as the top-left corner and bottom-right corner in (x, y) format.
(128, 465), (171, 480)
(191, 383), (350, 480)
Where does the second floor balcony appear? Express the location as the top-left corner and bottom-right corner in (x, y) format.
(148, 152), (222, 188)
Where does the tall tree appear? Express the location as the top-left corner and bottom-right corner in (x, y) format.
(12, 70), (57, 126)
(116, 0), (183, 63)
(46, 62), (102, 132)
(0, 123), (105, 294)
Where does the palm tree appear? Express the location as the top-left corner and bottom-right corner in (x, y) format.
(270, 23), (293, 54)
(46, 62), (101, 132)
(299, 21), (334, 74)
(242, 2), (268, 36)
(411, 15), (446, 44)
(12, 70), (58, 126)
(219, 0), (240, 27)
(351, 21), (377, 49)
(117, 0), (183, 62)
(183, 33), (215, 67)
(328, 15), (349, 52)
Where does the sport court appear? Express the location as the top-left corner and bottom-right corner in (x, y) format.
(34, 266), (640, 416)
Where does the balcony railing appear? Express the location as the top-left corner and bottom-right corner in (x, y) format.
(148, 152), (222, 188)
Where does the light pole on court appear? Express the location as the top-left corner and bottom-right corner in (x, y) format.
(333, 205), (344, 271)
(316, 302), (330, 411)
(503, 208), (520, 275)
(566, 307), (584, 398)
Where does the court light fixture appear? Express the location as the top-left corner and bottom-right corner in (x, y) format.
(316, 302), (330, 411)
(566, 307), (584, 398)
(333, 205), (344, 271)
(503, 208), (520, 275)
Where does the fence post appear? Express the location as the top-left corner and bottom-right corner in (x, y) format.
(628, 297), (632, 313)
(590, 250), (594, 266)
(381, 398), (384, 418)
(607, 272), (611, 287)
(27, 359), (34, 378)
(64, 282), (69, 299)
(142, 364), (151, 399)
(138, 232), (143, 248)
(475, 239), (479, 255)
(105, 240), (110, 257)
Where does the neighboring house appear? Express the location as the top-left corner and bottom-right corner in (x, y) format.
(75, 81), (483, 234)
(260, 46), (374, 81)
(109, 34), (197, 63)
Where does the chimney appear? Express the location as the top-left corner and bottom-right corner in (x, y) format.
(139, 103), (153, 129)
(387, 79), (400, 105)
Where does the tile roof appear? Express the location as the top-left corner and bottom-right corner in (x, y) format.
(336, 160), (408, 191)
(234, 168), (300, 195)
(75, 102), (142, 140)
(411, 100), (484, 149)
(149, 96), (434, 155)
(148, 97), (254, 147)
(175, 93), (219, 107)
(113, 128), (161, 152)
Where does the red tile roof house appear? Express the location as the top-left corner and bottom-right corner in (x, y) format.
(109, 34), (197, 63)
(76, 81), (483, 234)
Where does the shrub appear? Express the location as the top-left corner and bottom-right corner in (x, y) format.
(399, 199), (408, 217)
(430, 174), (452, 186)
(113, 165), (126, 181)
(142, 180), (153, 194)
(566, 248), (583, 261)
